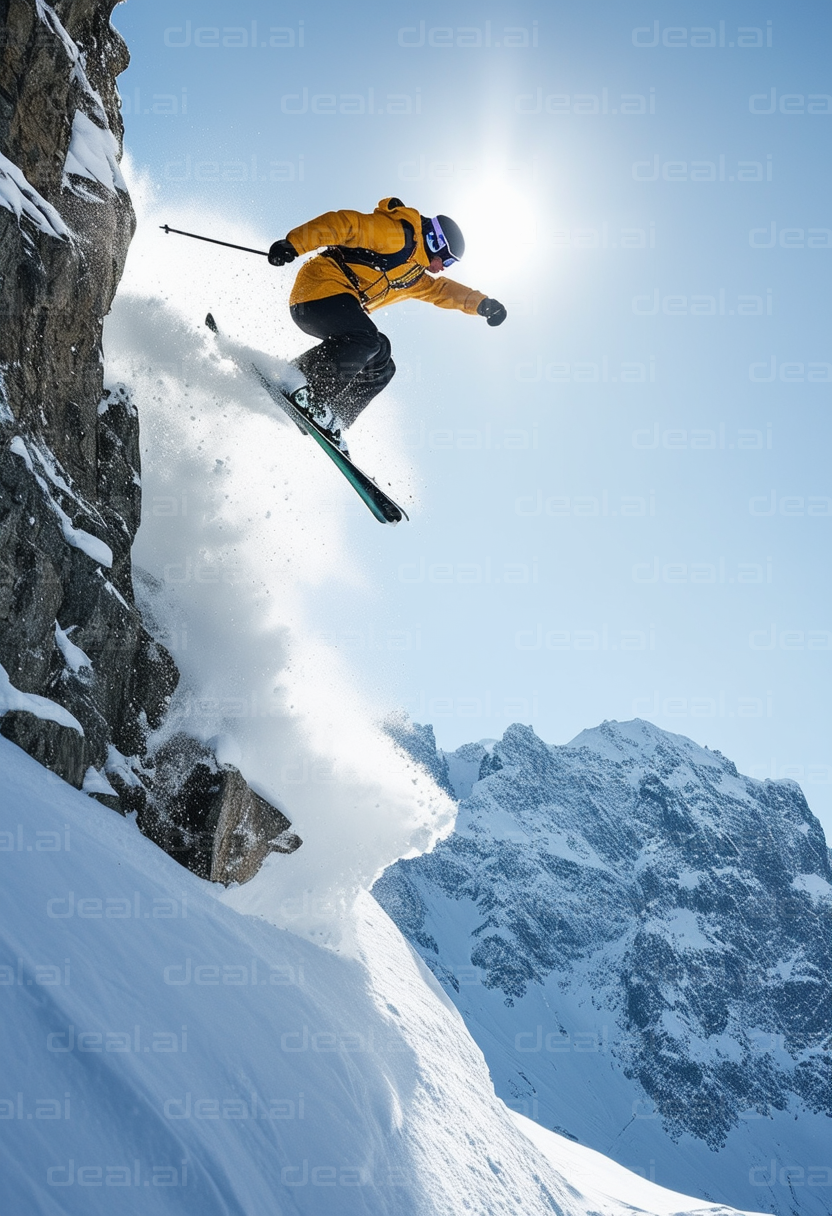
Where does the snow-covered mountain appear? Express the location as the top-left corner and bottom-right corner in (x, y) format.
(375, 719), (832, 1216)
(0, 732), (759, 1216)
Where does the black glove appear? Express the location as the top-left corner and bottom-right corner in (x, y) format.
(268, 238), (298, 266)
(477, 298), (507, 327)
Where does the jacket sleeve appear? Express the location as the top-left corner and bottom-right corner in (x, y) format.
(287, 209), (403, 255)
(407, 274), (487, 315)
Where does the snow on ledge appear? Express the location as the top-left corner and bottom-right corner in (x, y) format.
(0, 151), (69, 240)
(34, 0), (124, 196)
(34, 0), (80, 66)
(54, 622), (92, 674)
(104, 744), (144, 789)
(82, 766), (118, 797)
(10, 437), (113, 567)
(0, 662), (83, 735)
(63, 110), (126, 195)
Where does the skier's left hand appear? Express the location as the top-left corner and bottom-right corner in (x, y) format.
(477, 298), (507, 327)
(268, 239), (298, 266)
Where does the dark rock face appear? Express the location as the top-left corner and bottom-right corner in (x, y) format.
(0, 0), (151, 777)
(0, 709), (86, 785)
(0, 0), (131, 474)
(375, 718), (832, 1215)
(141, 734), (301, 885)
(0, 1), (299, 883)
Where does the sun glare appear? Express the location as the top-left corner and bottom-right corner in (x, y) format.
(448, 169), (555, 298)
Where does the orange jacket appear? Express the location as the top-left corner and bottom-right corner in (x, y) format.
(286, 197), (487, 316)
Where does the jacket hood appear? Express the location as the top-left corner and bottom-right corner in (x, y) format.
(377, 196), (410, 214)
(376, 197), (431, 265)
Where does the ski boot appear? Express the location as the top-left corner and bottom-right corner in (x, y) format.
(288, 386), (350, 458)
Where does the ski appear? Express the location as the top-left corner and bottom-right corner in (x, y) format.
(205, 314), (407, 526)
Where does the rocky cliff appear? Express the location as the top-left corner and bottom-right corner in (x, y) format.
(0, 0), (299, 880)
(375, 718), (832, 1216)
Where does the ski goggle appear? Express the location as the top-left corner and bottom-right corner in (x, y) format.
(425, 217), (460, 267)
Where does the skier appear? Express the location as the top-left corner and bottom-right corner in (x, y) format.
(267, 196), (507, 453)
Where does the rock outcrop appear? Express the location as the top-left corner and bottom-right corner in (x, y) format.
(142, 734), (302, 885)
(0, 0), (300, 880)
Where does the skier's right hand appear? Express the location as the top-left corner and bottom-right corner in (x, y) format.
(268, 239), (298, 266)
(477, 298), (507, 327)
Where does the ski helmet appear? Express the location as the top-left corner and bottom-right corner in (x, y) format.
(422, 214), (465, 266)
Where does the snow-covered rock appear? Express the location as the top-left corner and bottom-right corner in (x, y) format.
(375, 719), (832, 1216)
(0, 3), (299, 881)
(0, 1), (170, 787)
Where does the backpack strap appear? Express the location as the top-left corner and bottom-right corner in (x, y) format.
(321, 219), (425, 307)
(333, 219), (418, 272)
(319, 247), (370, 304)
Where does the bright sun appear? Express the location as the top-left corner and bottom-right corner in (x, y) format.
(447, 168), (548, 293)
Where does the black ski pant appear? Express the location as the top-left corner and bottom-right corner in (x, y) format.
(289, 293), (396, 428)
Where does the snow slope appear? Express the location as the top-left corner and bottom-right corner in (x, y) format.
(0, 733), (765, 1216)
(512, 1114), (751, 1216)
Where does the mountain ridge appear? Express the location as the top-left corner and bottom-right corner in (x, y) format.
(375, 717), (831, 1215)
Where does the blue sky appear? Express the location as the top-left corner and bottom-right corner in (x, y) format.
(112, 1), (832, 832)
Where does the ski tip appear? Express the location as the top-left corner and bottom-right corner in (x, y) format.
(205, 312), (218, 333)
(160, 224), (170, 234)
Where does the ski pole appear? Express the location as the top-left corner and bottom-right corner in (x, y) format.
(159, 224), (268, 258)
